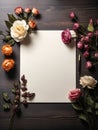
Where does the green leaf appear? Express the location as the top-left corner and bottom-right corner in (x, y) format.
(86, 107), (92, 113)
(2, 92), (11, 103)
(3, 103), (10, 111)
(95, 103), (98, 109)
(87, 24), (94, 32)
(72, 103), (83, 111)
(3, 35), (12, 42)
(86, 95), (94, 108)
(8, 14), (16, 23)
(96, 110), (98, 115)
(12, 87), (16, 94)
(5, 21), (12, 30)
(8, 39), (15, 46)
(78, 113), (88, 123)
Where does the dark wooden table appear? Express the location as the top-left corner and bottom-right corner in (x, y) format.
(0, 0), (98, 130)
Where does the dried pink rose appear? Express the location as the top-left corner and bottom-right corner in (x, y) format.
(73, 23), (79, 30)
(84, 36), (90, 42)
(94, 52), (98, 58)
(61, 29), (71, 44)
(85, 61), (92, 69)
(83, 51), (89, 58)
(68, 88), (82, 102)
(77, 41), (83, 49)
(14, 7), (23, 15)
(84, 44), (89, 50)
(70, 12), (75, 19)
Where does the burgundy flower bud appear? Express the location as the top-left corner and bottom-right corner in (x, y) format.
(83, 51), (89, 58)
(77, 41), (83, 49)
(70, 12), (75, 19)
(95, 31), (98, 36)
(96, 19), (98, 24)
(84, 44), (89, 50)
(84, 36), (90, 42)
(87, 32), (93, 37)
(94, 52), (98, 58)
(85, 61), (92, 69)
(89, 18), (93, 25)
(73, 23), (79, 30)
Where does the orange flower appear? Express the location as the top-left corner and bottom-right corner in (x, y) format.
(14, 7), (23, 15)
(32, 8), (39, 16)
(2, 59), (15, 72)
(28, 20), (36, 29)
(2, 44), (13, 56)
(24, 8), (31, 13)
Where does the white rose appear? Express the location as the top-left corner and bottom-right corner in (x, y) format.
(10, 20), (29, 42)
(80, 75), (97, 89)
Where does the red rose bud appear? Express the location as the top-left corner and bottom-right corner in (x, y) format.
(77, 41), (83, 49)
(14, 7), (23, 15)
(83, 51), (89, 58)
(96, 19), (98, 24)
(68, 88), (82, 102)
(24, 7), (31, 13)
(85, 61), (92, 69)
(70, 12), (75, 19)
(73, 23), (79, 30)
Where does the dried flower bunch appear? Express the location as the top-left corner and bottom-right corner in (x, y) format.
(61, 12), (98, 130)
(2, 75), (35, 130)
(61, 12), (98, 70)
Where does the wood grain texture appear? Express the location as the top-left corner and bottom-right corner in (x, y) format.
(0, 0), (98, 130)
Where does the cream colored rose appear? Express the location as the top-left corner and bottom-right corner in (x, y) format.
(10, 20), (29, 42)
(80, 75), (97, 89)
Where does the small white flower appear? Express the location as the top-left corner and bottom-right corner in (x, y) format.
(10, 20), (29, 42)
(80, 75), (97, 89)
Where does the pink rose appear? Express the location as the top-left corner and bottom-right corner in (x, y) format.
(77, 41), (83, 49)
(94, 52), (98, 58)
(61, 29), (71, 44)
(73, 23), (79, 30)
(84, 44), (89, 50)
(14, 7), (23, 15)
(68, 89), (82, 102)
(83, 51), (89, 58)
(70, 12), (75, 19)
(85, 61), (92, 69)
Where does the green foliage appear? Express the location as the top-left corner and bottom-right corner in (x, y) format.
(3, 103), (10, 111)
(2, 92), (11, 103)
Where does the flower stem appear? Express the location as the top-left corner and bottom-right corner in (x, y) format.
(8, 112), (15, 130)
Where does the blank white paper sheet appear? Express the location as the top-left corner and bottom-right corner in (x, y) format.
(20, 30), (76, 102)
